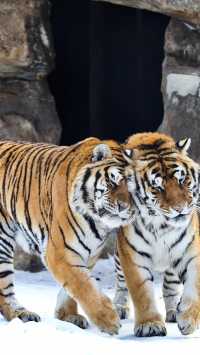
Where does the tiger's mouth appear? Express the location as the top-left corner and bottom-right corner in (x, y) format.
(97, 206), (135, 224)
(162, 208), (193, 220)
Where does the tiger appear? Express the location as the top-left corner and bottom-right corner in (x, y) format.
(0, 137), (135, 334)
(113, 132), (200, 337)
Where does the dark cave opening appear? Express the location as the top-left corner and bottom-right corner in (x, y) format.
(48, 1), (169, 145)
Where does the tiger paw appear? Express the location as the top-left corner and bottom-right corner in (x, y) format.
(134, 321), (167, 337)
(115, 303), (130, 320)
(18, 310), (41, 322)
(92, 296), (120, 335)
(177, 318), (196, 335)
(176, 302), (200, 335)
(166, 310), (177, 323)
(177, 312), (199, 335)
(64, 314), (89, 329)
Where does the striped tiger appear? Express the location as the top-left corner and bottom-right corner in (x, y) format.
(0, 137), (135, 334)
(114, 132), (200, 336)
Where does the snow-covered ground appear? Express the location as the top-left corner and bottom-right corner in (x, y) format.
(1, 257), (200, 354)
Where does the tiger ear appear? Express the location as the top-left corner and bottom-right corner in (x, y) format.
(176, 138), (191, 154)
(91, 144), (112, 162)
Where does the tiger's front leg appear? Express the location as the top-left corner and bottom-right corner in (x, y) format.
(163, 269), (182, 323)
(117, 227), (166, 337)
(55, 288), (89, 329)
(176, 253), (200, 335)
(47, 240), (120, 335)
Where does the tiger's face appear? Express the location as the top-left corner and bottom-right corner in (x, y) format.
(124, 133), (200, 220)
(71, 143), (135, 229)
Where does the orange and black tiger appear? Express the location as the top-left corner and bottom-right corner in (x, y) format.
(0, 137), (134, 334)
(114, 132), (200, 337)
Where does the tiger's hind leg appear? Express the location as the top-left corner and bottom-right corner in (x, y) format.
(113, 251), (130, 320)
(0, 221), (40, 322)
(55, 288), (89, 329)
(163, 269), (182, 323)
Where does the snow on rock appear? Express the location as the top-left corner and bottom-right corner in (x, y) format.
(0, 258), (200, 355)
(166, 73), (200, 99)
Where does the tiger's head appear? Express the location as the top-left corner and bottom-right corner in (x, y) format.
(71, 138), (135, 229)
(123, 132), (200, 220)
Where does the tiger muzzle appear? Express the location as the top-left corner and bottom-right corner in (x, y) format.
(113, 180), (133, 213)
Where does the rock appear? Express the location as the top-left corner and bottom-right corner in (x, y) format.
(14, 244), (45, 272)
(0, 78), (61, 272)
(159, 19), (200, 163)
(0, 0), (54, 79)
(94, 0), (200, 25)
(0, 79), (61, 143)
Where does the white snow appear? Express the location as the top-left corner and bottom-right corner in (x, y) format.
(1, 257), (200, 355)
(166, 73), (200, 99)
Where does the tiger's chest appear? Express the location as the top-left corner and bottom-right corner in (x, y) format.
(152, 237), (172, 272)
(135, 213), (191, 273)
(148, 222), (190, 272)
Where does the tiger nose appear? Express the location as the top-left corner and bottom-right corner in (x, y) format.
(117, 201), (128, 212)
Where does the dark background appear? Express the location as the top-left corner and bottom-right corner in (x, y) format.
(48, 1), (169, 145)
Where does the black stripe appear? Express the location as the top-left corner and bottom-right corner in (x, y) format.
(138, 139), (165, 151)
(0, 241), (12, 255)
(94, 171), (101, 194)
(59, 226), (84, 260)
(136, 264), (154, 280)
(0, 270), (13, 278)
(164, 280), (180, 285)
(134, 224), (150, 245)
(165, 271), (174, 276)
(163, 284), (174, 291)
(125, 237), (152, 259)
(179, 256), (197, 282)
(147, 161), (157, 169)
(173, 257), (182, 268)
(0, 291), (14, 298)
(0, 250), (13, 260)
(0, 259), (12, 264)
(67, 217), (91, 255)
(163, 293), (179, 298)
(3, 283), (14, 290)
(66, 158), (86, 237)
(190, 167), (196, 182)
(170, 228), (187, 250)
(81, 169), (91, 203)
(84, 214), (102, 241)
(0, 236), (14, 252)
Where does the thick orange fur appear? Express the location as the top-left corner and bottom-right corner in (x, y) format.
(117, 132), (200, 336)
(0, 137), (133, 333)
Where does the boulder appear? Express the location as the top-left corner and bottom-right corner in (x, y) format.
(0, 78), (61, 272)
(0, 0), (54, 79)
(159, 19), (200, 163)
(0, 79), (61, 144)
